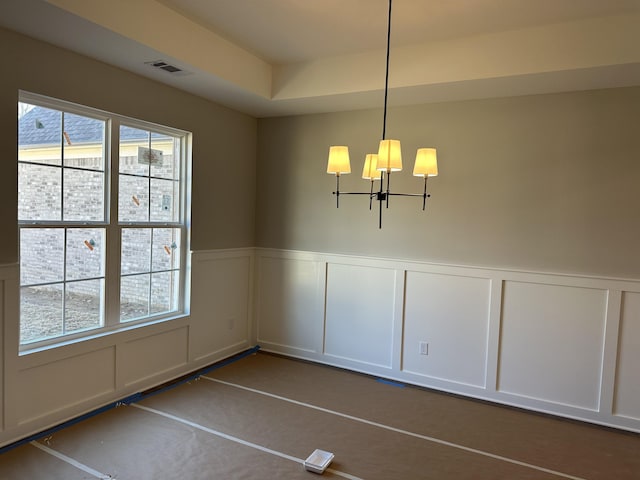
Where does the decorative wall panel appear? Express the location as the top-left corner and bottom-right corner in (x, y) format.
(403, 271), (491, 387)
(14, 347), (115, 424)
(120, 327), (188, 387)
(190, 253), (252, 360)
(324, 263), (397, 368)
(256, 256), (324, 354)
(498, 281), (607, 410)
(614, 291), (640, 420)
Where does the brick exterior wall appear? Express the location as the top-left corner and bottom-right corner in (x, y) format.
(19, 153), (180, 343)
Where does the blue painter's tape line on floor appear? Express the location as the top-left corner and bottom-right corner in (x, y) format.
(0, 345), (260, 455)
(376, 378), (405, 388)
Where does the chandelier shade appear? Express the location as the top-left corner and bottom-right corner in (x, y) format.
(362, 154), (382, 180)
(377, 139), (403, 172)
(413, 148), (438, 177)
(327, 146), (351, 176)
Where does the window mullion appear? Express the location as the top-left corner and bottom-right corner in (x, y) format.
(178, 136), (190, 314)
(149, 227), (154, 317)
(60, 112), (65, 221)
(146, 133), (152, 318)
(147, 132), (152, 222)
(62, 228), (68, 335)
(104, 118), (121, 328)
(60, 112), (67, 335)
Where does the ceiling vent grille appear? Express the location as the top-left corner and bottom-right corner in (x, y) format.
(144, 60), (192, 76)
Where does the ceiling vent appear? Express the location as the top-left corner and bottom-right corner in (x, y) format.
(145, 60), (192, 76)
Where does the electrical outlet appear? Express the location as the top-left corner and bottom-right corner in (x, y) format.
(419, 341), (428, 355)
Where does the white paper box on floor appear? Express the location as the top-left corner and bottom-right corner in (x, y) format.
(304, 449), (334, 474)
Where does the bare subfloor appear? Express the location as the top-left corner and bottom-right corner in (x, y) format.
(1, 352), (638, 479)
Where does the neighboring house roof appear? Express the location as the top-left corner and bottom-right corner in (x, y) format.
(19, 106), (168, 146)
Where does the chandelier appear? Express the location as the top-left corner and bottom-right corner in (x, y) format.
(326, 0), (438, 229)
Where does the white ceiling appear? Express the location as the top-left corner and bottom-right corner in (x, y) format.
(160, 0), (640, 63)
(1, 0), (640, 117)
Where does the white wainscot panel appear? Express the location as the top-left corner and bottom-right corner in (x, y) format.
(613, 291), (640, 420)
(402, 272), (491, 388)
(257, 256), (323, 353)
(498, 281), (607, 410)
(191, 255), (251, 359)
(0, 278), (4, 432)
(325, 263), (396, 368)
(120, 327), (188, 387)
(14, 347), (115, 424)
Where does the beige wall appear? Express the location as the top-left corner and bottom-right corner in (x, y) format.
(0, 26), (257, 264)
(257, 87), (640, 278)
(3, 23), (638, 277)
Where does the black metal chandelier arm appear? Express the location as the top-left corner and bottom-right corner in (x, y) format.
(387, 192), (431, 211)
(331, 191), (378, 196)
(386, 193), (430, 197)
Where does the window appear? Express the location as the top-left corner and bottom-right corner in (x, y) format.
(18, 92), (191, 348)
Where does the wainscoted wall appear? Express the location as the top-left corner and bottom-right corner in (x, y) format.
(2, 246), (639, 448)
(0, 248), (254, 448)
(255, 248), (640, 433)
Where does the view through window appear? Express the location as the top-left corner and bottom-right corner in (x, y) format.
(18, 92), (190, 347)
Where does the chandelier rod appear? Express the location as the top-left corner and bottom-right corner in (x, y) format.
(382, 0), (392, 140)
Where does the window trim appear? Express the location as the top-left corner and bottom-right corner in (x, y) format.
(18, 91), (192, 353)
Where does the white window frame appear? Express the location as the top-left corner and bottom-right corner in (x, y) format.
(18, 91), (192, 352)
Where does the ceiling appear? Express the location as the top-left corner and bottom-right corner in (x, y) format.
(1, 0), (639, 117)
